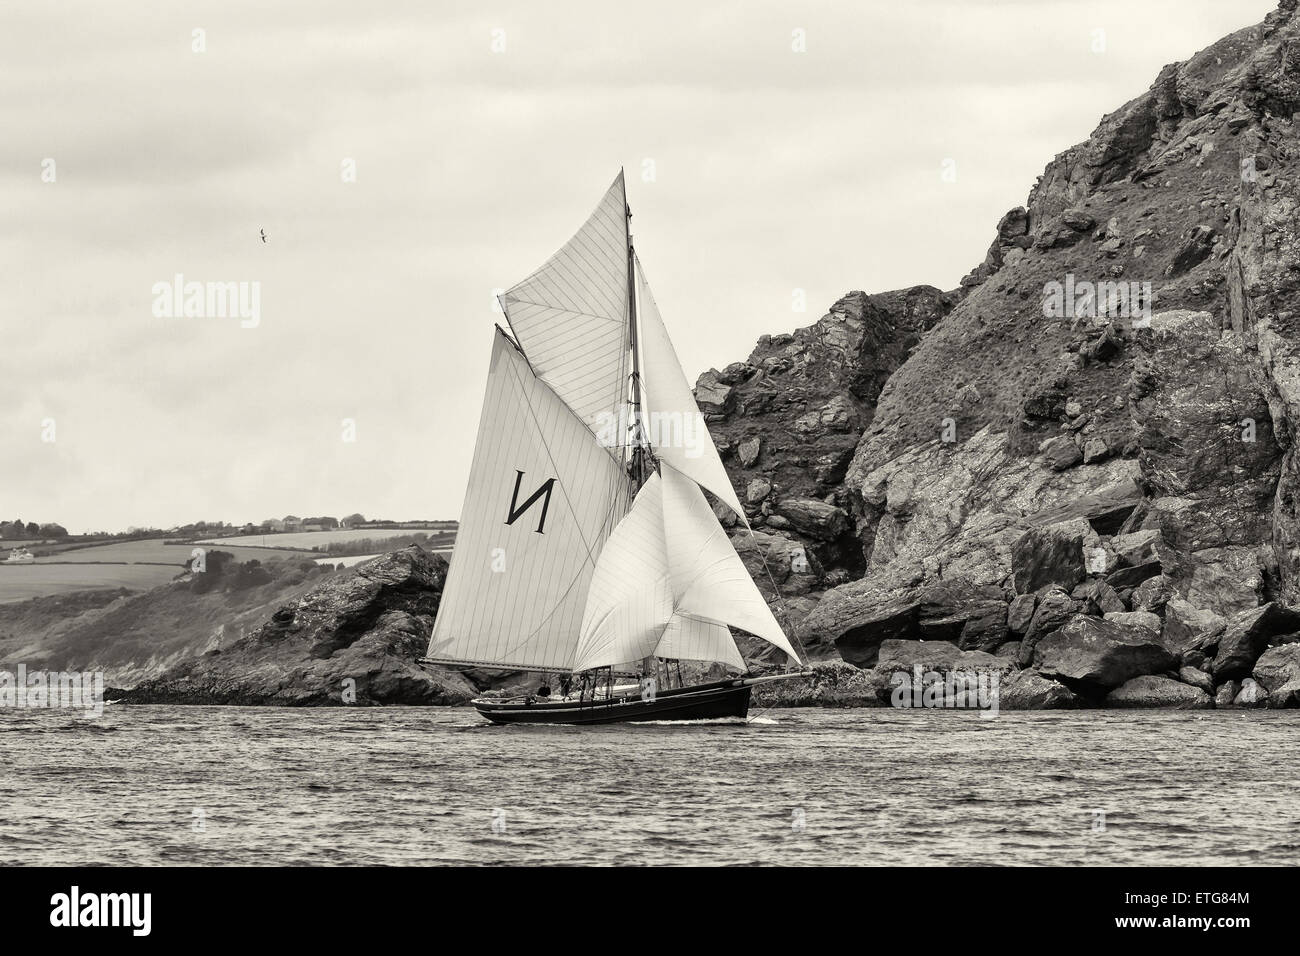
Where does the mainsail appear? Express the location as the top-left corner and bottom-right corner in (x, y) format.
(427, 173), (803, 678)
(425, 329), (629, 672)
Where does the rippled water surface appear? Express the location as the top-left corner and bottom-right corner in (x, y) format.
(3, 706), (1299, 865)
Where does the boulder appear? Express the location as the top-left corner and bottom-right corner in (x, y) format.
(738, 437), (762, 468)
(1045, 436), (1084, 471)
(1012, 524), (1086, 594)
(1109, 529), (1163, 567)
(1177, 666), (1214, 694)
(1211, 603), (1300, 681)
(1233, 678), (1269, 708)
(875, 639), (961, 671)
(1025, 480), (1143, 536)
(1033, 615), (1178, 695)
(1018, 588), (1081, 666)
(1214, 680), (1240, 708)
(1252, 644), (1300, 705)
(693, 373), (734, 416)
(1129, 575), (1175, 613)
(957, 602), (1010, 652)
(1082, 436), (1110, 465)
(820, 580), (1005, 667)
(745, 477), (772, 504)
(1162, 598), (1225, 656)
(1023, 587), (1078, 638)
(1007, 593), (1036, 634)
(1267, 679), (1300, 708)
(1106, 561), (1163, 589)
(998, 669), (1082, 709)
(749, 660), (890, 708)
(1061, 208), (1097, 231)
(1105, 675), (1213, 709)
(772, 498), (850, 541)
(875, 639), (1014, 675)
(1103, 610), (1162, 633)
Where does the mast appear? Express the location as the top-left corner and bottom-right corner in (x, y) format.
(625, 191), (647, 491)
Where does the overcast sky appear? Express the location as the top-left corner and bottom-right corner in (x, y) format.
(1, 0), (1275, 533)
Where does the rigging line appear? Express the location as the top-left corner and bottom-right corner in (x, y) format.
(743, 521), (812, 668)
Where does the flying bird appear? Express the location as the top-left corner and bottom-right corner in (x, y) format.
(260, 228), (267, 243)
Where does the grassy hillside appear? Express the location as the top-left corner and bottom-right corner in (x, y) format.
(0, 553), (348, 686)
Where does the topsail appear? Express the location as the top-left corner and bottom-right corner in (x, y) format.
(499, 173), (631, 441)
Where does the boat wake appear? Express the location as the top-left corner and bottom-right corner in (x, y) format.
(629, 716), (766, 727)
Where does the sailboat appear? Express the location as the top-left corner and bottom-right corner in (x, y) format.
(420, 172), (811, 725)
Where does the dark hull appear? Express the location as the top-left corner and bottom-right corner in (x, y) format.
(473, 679), (753, 725)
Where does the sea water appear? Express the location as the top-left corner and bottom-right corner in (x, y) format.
(1, 707), (1297, 866)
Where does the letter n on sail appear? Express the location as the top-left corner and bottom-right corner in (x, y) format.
(506, 471), (556, 533)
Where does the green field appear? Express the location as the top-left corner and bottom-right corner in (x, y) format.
(0, 534), (457, 603)
(0, 563), (181, 603)
(197, 528), (448, 549)
(0, 538), (307, 604)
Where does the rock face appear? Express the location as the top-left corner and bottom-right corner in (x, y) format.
(690, 1), (1300, 707)
(110, 547), (476, 705)
(822, 580), (1006, 666)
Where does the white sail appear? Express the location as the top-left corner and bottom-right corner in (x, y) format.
(652, 614), (745, 671)
(571, 465), (799, 673)
(635, 256), (747, 523)
(426, 328), (629, 672)
(500, 173), (631, 441)
(571, 475), (676, 672)
(659, 463), (802, 664)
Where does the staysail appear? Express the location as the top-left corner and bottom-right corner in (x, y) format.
(635, 256), (748, 523)
(658, 463), (800, 662)
(570, 463), (800, 673)
(425, 328), (629, 672)
(499, 173), (631, 443)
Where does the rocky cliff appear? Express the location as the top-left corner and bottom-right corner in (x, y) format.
(718, 0), (1300, 707)
(111, 547), (477, 705)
